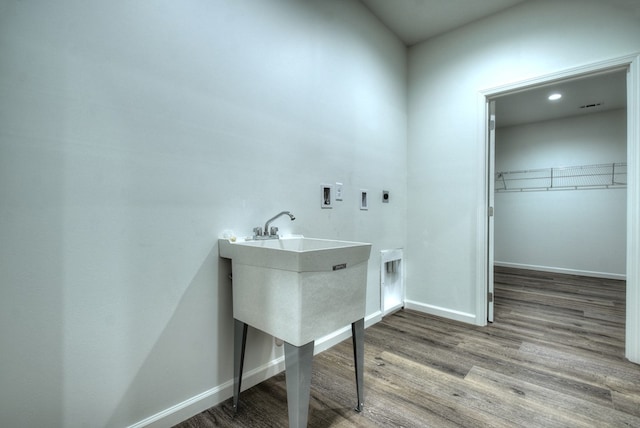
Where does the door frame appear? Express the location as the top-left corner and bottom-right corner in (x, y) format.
(476, 53), (640, 364)
(487, 102), (496, 323)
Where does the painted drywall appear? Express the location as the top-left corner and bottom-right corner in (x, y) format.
(494, 109), (627, 278)
(407, 0), (640, 322)
(0, 0), (407, 426)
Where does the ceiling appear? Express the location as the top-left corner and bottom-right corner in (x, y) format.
(360, 0), (640, 47)
(360, 0), (527, 46)
(359, 0), (631, 126)
(495, 69), (628, 128)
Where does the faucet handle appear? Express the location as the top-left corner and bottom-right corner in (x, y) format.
(269, 226), (279, 237)
(253, 227), (263, 237)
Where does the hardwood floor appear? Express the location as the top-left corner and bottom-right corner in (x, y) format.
(176, 267), (640, 427)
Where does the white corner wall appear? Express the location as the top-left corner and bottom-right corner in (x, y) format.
(0, 1), (407, 426)
(494, 110), (627, 278)
(407, 0), (640, 323)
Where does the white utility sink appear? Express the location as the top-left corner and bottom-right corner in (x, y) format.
(219, 236), (372, 346)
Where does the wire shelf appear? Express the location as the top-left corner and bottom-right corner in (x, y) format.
(495, 162), (627, 192)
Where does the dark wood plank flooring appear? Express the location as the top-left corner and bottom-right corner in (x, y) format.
(176, 267), (640, 427)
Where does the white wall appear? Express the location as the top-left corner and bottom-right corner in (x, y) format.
(407, 0), (640, 322)
(494, 109), (627, 278)
(0, 1), (407, 426)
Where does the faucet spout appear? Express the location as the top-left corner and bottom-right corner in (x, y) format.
(264, 211), (295, 237)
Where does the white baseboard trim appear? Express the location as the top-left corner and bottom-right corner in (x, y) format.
(403, 300), (477, 324)
(129, 310), (383, 428)
(495, 261), (626, 281)
(129, 356), (287, 428)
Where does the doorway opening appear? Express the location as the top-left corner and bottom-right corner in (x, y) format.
(479, 54), (640, 363)
(494, 69), (627, 279)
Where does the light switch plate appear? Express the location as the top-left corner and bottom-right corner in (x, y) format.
(335, 182), (343, 201)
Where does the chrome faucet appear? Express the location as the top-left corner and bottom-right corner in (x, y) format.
(253, 211), (295, 239)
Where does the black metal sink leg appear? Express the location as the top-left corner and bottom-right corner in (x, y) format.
(233, 319), (248, 412)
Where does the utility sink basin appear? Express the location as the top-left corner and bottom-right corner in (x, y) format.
(219, 236), (372, 346)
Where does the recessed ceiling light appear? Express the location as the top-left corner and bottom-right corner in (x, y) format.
(548, 93), (562, 101)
